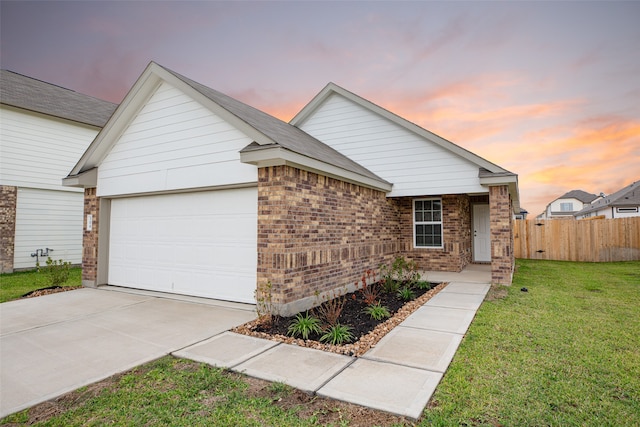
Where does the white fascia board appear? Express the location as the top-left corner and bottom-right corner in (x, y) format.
(241, 146), (393, 193)
(62, 167), (98, 188)
(68, 64), (164, 177)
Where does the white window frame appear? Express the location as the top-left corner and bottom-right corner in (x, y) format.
(413, 198), (443, 249)
(560, 202), (573, 212)
(616, 207), (638, 213)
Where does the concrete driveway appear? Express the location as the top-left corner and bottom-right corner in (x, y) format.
(0, 287), (256, 418)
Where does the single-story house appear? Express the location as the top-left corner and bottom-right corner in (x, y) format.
(0, 70), (117, 273)
(575, 180), (640, 219)
(63, 62), (519, 315)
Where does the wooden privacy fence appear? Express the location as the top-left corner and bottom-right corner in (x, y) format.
(514, 218), (640, 262)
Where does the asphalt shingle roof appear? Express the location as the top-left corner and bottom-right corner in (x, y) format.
(575, 180), (640, 216)
(558, 189), (598, 204)
(161, 65), (388, 184)
(0, 70), (117, 127)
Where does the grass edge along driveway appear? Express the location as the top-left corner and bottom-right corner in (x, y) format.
(2, 259), (639, 426)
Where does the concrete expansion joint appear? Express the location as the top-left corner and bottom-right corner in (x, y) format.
(359, 355), (446, 374)
(313, 356), (357, 393)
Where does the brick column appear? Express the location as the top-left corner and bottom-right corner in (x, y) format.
(0, 185), (18, 273)
(490, 185), (514, 284)
(82, 188), (99, 286)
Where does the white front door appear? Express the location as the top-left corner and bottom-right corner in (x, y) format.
(473, 204), (491, 262)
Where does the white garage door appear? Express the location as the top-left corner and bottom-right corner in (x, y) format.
(108, 188), (257, 303)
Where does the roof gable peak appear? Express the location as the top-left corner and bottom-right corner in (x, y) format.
(291, 82), (511, 175)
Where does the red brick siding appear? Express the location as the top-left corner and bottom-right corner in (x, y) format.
(490, 185), (514, 284)
(82, 188), (99, 283)
(257, 166), (402, 306)
(396, 194), (472, 272)
(0, 185), (17, 273)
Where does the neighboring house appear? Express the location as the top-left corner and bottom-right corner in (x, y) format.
(63, 62), (519, 314)
(514, 208), (528, 220)
(538, 190), (599, 219)
(0, 70), (117, 273)
(575, 180), (640, 219)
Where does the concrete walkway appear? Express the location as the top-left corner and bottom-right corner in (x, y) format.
(176, 264), (491, 419)
(0, 288), (256, 418)
(1, 265), (490, 420)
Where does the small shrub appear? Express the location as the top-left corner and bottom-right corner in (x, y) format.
(320, 323), (354, 345)
(37, 257), (71, 287)
(381, 275), (400, 294)
(359, 278), (381, 306)
(314, 292), (346, 327)
(379, 256), (421, 293)
(397, 286), (416, 301)
(287, 312), (322, 340)
(363, 303), (391, 321)
(255, 281), (275, 327)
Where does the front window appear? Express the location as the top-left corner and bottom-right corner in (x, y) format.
(560, 202), (573, 212)
(414, 198), (442, 248)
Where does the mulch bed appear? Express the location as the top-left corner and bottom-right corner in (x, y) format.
(233, 281), (446, 357)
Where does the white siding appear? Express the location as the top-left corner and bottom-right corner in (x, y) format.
(298, 94), (486, 197)
(0, 105), (98, 192)
(108, 189), (257, 303)
(97, 82), (257, 197)
(13, 188), (83, 269)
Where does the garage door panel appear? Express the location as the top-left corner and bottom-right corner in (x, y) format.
(108, 189), (257, 303)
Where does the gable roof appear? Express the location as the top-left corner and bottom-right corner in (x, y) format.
(557, 189), (598, 204)
(65, 62), (390, 191)
(0, 69), (117, 127)
(575, 180), (640, 216)
(290, 82), (519, 211)
(162, 67), (388, 186)
(291, 82), (516, 177)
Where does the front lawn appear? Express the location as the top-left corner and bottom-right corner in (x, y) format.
(0, 267), (82, 303)
(423, 259), (640, 426)
(1, 259), (638, 426)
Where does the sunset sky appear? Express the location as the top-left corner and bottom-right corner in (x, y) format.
(1, 1), (638, 216)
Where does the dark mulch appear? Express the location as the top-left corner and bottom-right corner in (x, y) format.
(255, 282), (433, 342)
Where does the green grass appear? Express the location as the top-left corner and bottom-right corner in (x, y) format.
(0, 267), (82, 303)
(1, 260), (638, 426)
(423, 259), (640, 426)
(1, 357), (360, 427)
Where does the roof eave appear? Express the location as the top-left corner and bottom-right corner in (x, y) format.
(62, 167), (97, 188)
(240, 145), (393, 193)
(479, 173), (520, 214)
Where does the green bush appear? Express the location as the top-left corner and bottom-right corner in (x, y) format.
(37, 257), (71, 287)
(379, 256), (421, 293)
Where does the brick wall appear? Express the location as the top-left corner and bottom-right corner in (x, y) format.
(397, 194), (472, 272)
(82, 187), (99, 285)
(490, 185), (514, 284)
(257, 165), (402, 314)
(0, 185), (17, 273)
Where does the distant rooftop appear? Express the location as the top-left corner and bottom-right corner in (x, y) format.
(557, 189), (598, 204)
(0, 69), (117, 127)
(575, 180), (640, 216)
